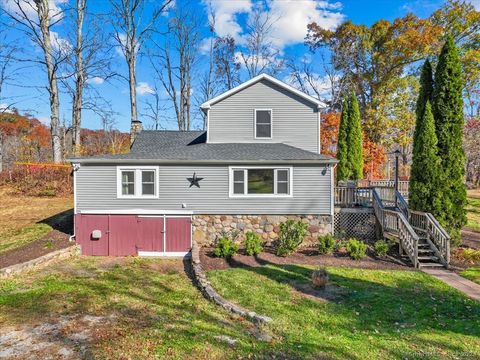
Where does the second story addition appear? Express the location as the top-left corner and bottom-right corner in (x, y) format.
(201, 74), (326, 154)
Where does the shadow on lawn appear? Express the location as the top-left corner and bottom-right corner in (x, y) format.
(227, 256), (480, 339)
(38, 208), (74, 235)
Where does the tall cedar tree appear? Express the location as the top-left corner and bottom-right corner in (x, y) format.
(432, 35), (467, 240)
(413, 60), (434, 146)
(336, 98), (351, 181)
(346, 93), (363, 180)
(409, 101), (442, 216)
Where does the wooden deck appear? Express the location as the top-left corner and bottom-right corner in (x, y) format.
(335, 186), (450, 268)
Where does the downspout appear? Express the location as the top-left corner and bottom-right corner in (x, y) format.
(70, 163), (81, 242)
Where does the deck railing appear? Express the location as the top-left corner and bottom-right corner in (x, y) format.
(410, 210), (450, 267)
(334, 187), (372, 207)
(372, 189), (419, 267)
(358, 179), (409, 198)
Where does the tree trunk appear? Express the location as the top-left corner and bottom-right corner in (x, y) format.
(36, 0), (62, 163)
(72, 0), (86, 156)
(128, 56), (138, 125)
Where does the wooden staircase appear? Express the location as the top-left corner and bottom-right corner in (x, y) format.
(334, 185), (451, 269)
(372, 188), (450, 269)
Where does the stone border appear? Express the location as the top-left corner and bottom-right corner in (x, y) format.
(0, 245), (80, 278)
(191, 240), (272, 324)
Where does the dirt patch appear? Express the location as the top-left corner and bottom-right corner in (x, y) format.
(0, 230), (71, 269)
(200, 247), (411, 271)
(462, 229), (480, 249)
(0, 314), (115, 359)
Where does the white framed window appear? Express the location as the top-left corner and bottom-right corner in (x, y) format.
(117, 166), (159, 198)
(254, 109), (272, 139)
(229, 166), (293, 198)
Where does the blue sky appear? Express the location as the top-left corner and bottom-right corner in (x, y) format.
(0, 0), (471, 132)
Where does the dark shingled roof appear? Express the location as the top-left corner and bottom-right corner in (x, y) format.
(70, 130), (336, 163)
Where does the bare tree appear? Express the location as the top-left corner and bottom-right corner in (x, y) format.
(63, 0), (116, 156)
(154, 5), (200, 131)
(214, 35), (240, 91)
(110, 0), (172, 133)
(141, 83), (166, 130)
(0, 29), (18, 113)
(240, 7), (283, 79)
(2, 0), (68, 162)
(286, 54), (346, 110)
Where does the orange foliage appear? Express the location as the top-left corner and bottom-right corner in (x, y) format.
(363, 137), (386, 180)
(320, 112), (340, 157)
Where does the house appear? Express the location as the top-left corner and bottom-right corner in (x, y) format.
(71, 74), (337, 256)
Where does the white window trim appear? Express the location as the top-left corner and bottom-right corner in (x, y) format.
(254, 108), (273, 139)
(116, 166), (159, 199)
(228, 166), (293, 198)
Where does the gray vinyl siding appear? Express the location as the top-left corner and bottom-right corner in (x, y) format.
(76, 164), (332, 215)
(208, 80), (319, 153)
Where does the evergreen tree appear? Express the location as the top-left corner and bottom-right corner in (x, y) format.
(409, 101), (442, 216)
(432, 35), (467, 241)
(336, 98), (351, 181)
(414, 60), (434, 146)
(346, 93), (363, 180)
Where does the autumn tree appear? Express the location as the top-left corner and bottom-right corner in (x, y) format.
(409, 101), (442, 217)
(320, 112), (340, 157)
(433, 35), (467, 240)
(336, 98), (350, 182)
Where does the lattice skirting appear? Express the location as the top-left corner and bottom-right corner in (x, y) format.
(334, 208), (377, 241)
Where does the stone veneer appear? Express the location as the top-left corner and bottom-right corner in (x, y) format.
(192, 214), (332, 247)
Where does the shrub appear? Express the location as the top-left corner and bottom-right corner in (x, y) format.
(460, 248), (480, 263)
(276, 220), (308, 256)
(213, 238), (238, 258)
(317, 234), (336, 254)
(374, 240), (390, 257)
(346, 239), (367, 260)
(243, 231), (263, 256)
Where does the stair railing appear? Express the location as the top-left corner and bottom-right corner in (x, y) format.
(395, 191), (410, 220)
(372, 189), (419, 268)
(410, 210), (450, 267)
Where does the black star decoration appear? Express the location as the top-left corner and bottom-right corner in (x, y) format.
(187, 172), (203, 188)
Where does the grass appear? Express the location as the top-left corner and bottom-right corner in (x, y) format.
(0, 186), (72, 253)
(461, 267), (480, 285)
(466, 189), (480, 232)
(1, 257), (478, 359)
(208, 265), (480, 359)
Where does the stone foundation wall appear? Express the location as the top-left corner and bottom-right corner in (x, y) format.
(192, 214), (333, 247)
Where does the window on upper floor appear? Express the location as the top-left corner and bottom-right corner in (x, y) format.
(230, 167), (292, 197)
(254, 109), (272, 139)
(117, 166), (158, 198)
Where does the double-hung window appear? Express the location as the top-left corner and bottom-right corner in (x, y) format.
(117, 166), (158, 198)
(255, 109), (272, 139)
(230, 167), (292, 197)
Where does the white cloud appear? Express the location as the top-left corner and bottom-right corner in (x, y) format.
(205, 0), (344, 50)
(50, 31), (71, 53)
(87, 76), (104, 85)
(469, 0), (480, 10)
(136, 82), (155, 95)
(38, 116), (50, 125)
(0, 0), (66, 21)
(199, 37), (214, 55)
(205, 0), (252, 41)
(284, 72), (337, 100)
(0, 103), (14, 113)
(266, 0), (345, 48)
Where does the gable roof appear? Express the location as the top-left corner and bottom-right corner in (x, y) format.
(70, 130), (336, 164)
(200, 73), (326, 110)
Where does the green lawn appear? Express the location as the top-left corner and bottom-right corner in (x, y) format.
(1, 258), (479, 359)
(466, 192), (480, 232)
(208, 265), (480, 359)
(461, 267), (480, 285)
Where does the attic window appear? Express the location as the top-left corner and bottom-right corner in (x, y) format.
(255, 109), (272, 139)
